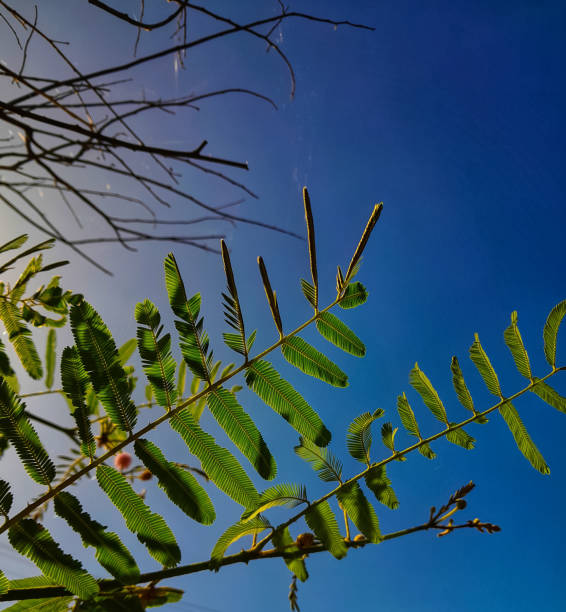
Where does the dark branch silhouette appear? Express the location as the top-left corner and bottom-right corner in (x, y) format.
(0, 1), (373, 273)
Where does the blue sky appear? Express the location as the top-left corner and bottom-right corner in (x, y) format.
(1, 1), (565, 611)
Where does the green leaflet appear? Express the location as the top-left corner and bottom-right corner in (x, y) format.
(257, 256), (283, 335)
(346, 409), (384, 464)
(450, 356), (488, 424)
(469, 334), (502, 397)
(503, 312), (532, 380)
(271, 527), (308, 582)
(2, 597), (75, 611)
(60, 346), (95, 458)
(303, 187), (319, 311)
(380, 422), (402, 457)
(44, 330), (56, 389)
(8, 518), (98, 600)
(0, 478), (13, 514)
(294, 437), (342, 483)
(164, 253), (212, 382)
(499, 401), (549, 474)
(396, 393), (436, 459)
(316, 312), (365, 357)
(74, 594), (145, 612)
(176, 359), (187, 400)
(210, 516), (271, 566)
(134, 439), (215, 525)
(135, 300), (177, 409)
(0, 300), (42, 380)
(0, 238), (54, 275)
(337, 481), (381, 543)
(0, 336), (14, 377)
(531, 378), (566, 414)
(0, 569), (8, 595)
(206, 386), (276, 480)
(169, 408), (259, 508)
(300, 279), (317, 309)
(70, 302), (137, 432)
(241, 483), (308, 522)
(304, 501), (347, 560)
(282, 336), (348, 388)
(96, 465), (181, 567)
(445, 425), (475, 450)
(117, 338), (137, 366)
(0, 234), (28, 255)
(221, 240), (249, 360)
(0, 378), (55, 485)
(543, 299), (566, 368)
(245, 360), (331, 446)
(338, 282), (368, 309)
(53, 492), (139, 583)
(364, 465), (399, 510)
(409, 363), (449, 425)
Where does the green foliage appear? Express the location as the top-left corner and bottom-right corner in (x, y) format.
(531, 379), (566, 413)
(0, 478), (13, 515)
(409, 364), (449, 425)
(396, 393), (436, 459)
(543, 299), (566, 368)
(70, 302), (137, 432)
(346, 409), (384, 465)
(2, 596), (75, 611)
(245, 359), (331, 446)
(304, 501), (347, 559)
(315, 312), (365, 357)
(0, 378), (55, 485)
(96, 465), (181, 567)
(503, 311), (532, 380)
(271, 527), (308, 582)
(44, 330), (56, 389)
(206, 385), (276, 479)
(337, 481), (381, 543)
(282, 336), (348, 387)
(337, 282), (368, 309)
(53, 492), (140, 583)
(8, 519), (98, 599)
(169, 408), (259, 508)
(0, 300), (42, 380)
(364, 465), (399, 510)
(242, 484), (308, 522)
(134, 439), (215, 525)
(210, 516), (271, 566)
(135, 299), (177, 409)
(295, 437), (343, 483)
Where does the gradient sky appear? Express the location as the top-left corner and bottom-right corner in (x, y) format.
(1, 1), (565, 611)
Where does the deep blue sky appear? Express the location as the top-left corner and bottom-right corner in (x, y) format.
(1, 1), (565, 611)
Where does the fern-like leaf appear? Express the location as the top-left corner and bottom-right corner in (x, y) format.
(245, 360), (331, 446)
(344, 203), (383, 283)
(346, 409), (384, 464)
(0, 479), (13, 515)
(503, 311), (532, 380)
(44, 330), (56, 389)
(241, 483), (308, 521)
(338, 282), (368, 309)
(2, 596), (75, 610)
(54, 491), (140, 583)
(164, 253), (212, 382)
(210, 517), (271, 566)
(176, 360), (187, 401)
(469, 334), (502, 397)
(543, 299), (566, 368)
(451, 356), (488, 424)
(170, 409), (259, 508)
(409, 363), (449, 425)
(0, 300), (42, 379)
(396, 393), (436, 459)
(316, 312), (365, 357)
(531, 378), (566, 414)
(0, 233), (28, 255)
(96, 465), (181, 567)
(60, 347), (95, 458)
(0, 570), (7, 595)
(499, 402), (549, 474)
(0, 336), (14, 377)
(300, 279), (317, 309)
(304, 501), (347, 560)
(135, 300), (177, 409)
(282, 336), (348, 387)
(206, 386), (276, 480)
(380, 422), (403, 458)
(445, 425), (475, 450)
(364, 465), (399, 509)
(8, 519), (99, 600)
(337, 481), (381, 543)
(70, 302), (137, 432)
(257, 256), (283, 335)
(271, 527), (308, 582)
(294, 437), (342, 483)
(134, 439), (215, 525)
(0, 378), (55, 485)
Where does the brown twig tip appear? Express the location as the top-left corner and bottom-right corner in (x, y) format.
(345, 202), (383, 283)
(302, 187), (318, 308)
(220, 240), (237, 298)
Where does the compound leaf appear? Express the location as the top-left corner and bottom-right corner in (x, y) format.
(316, 312), (365, 357)
(304, 501), (347, 560)
(282, 336), (348, 387)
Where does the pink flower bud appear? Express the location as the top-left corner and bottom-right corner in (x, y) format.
(114, 452), (132, 471)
